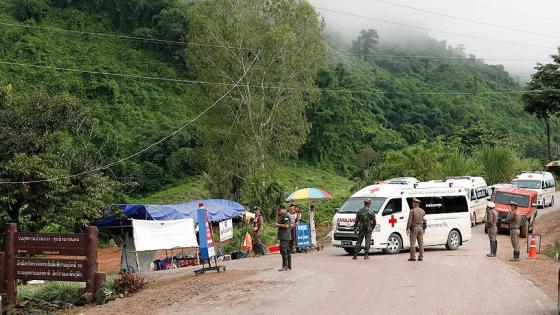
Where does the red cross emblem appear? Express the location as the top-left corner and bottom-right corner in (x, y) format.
(370, 186), (381, 193)
(388, 215), (397, 227)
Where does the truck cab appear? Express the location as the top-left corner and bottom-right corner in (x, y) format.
(492, 188), (537, 238)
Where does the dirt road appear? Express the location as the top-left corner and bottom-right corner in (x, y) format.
(84, 202), (560, 315)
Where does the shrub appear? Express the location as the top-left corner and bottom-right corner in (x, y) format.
(95, 277), (116, 305)
(114, 272), (147, 296)
(15, 0), (50, 22)
(545, 239), (560, 260)
(18, 282), (86, 305)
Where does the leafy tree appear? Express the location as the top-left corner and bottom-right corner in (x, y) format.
(351, 29), (379, 59)
(522, 52), (560, 162)
(188, 0), (326, 210)
(15, 0), (50, 22)
(0, 85), (118, 231)
(449, 121), (508, 154)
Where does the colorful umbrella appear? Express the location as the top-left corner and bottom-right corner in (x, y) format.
(285, 187), (333, 202)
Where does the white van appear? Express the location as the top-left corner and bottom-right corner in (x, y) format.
(512, 171), (555, 207)
(427, 177), (489, 226)
(331, 183), (472, 255)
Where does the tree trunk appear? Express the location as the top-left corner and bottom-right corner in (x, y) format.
(546, 117), (552, 162)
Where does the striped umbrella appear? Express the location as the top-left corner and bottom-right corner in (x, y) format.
(546, 160), (560, 167)
(285, 187), (333, 202)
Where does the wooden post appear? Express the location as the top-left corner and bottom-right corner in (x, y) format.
(94, 272), (106, 297)
(84, 226), (98, 298)
(5, 224), (16, 305)
(0, 252), (5, 294)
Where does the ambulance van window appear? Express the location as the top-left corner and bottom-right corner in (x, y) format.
(442, 196), (469, 213)
(407, 197), (442, 215)
(382, 198), (402, 216)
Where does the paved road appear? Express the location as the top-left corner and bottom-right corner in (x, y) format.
(164, 198), (560, 315)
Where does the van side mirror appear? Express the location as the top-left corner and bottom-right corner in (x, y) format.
(486, 197), (492, 201)
(532, 203), (537, 208)
(335, 208), (340, 212)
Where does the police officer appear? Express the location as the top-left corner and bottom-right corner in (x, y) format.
(506, 201), (521, 261)
(275, 205), (292, 271)
(485, 201), (498, 257)
(406, 198), (426, 261)
(353, 199), (376, 260)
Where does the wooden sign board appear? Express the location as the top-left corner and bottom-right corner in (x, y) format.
(15, 232), (86, 256)
(16, 258), (87, 281)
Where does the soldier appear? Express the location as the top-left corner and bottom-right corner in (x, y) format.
(506, 201), (521, 261)
(406, 198), (426, 262)
(275, 205), (292, 271)
(353, 199), (376, 260)
(485, 202), (498, 257)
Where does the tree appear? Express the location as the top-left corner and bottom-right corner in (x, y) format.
(351, 29), (379, 59)
(0, 85), (118, 231)
(188, 0), (326, 210)
(522, 52), (560, 162)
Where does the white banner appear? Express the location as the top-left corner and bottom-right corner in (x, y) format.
(132, 218), (198, 251)
(219, 219), (233, 242)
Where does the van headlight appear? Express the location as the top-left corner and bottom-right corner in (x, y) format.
(374, 224), (380, 232)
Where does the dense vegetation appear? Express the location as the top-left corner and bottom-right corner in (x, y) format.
(0, 0), (550, 231)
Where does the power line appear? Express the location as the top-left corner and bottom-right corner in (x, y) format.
(315, 7), (557, 50)
(451, 0), (558, 22)
(0, 21), (554, 61)
(0, 51), (261, 185)
(0, 59), (551, 96)
(372, 0), (560, 39)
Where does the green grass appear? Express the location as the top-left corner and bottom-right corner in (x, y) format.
(134, 175), (207, 204)
(545, 239), (560, 260)
(18, 281), (86, 305)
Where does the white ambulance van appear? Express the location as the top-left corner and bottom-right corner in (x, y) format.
(427, 177), (489, 226)
(331, 183), (471, 255)
(512, 171), (555, 208)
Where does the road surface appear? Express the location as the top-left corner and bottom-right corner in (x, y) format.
(87, 195), (560, 315)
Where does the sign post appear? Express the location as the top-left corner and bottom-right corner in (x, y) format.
(296, 223), (311, 251)
(194, 204), (225, 275)
(1, 224), (105, 306)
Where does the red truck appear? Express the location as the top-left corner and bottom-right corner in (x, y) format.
(491, 188), (537, 238)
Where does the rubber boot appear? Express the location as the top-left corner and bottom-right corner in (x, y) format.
(493, 240), (498, 256)
(509, 251), (519, 261)
(287, 256), (292, 270)
(278, 257), (288, 271)
(486, 240), (493, 257)
(364, 251), (369, 260)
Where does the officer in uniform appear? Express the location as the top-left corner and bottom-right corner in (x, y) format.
(506, 201), (521, 261)
(353, 199), (376, 260)
(406, 198), (426, 261)
(485, 201), (498, 257)
(275, 205), (292, 271)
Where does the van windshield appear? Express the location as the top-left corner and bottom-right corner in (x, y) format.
(338, 197), (386, 214)
(514, 180), (541, 189)
(495, 192), (530, 207)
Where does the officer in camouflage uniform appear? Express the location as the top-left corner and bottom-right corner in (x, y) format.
(275, 205), (292, 271)
(506, 201), (521, 261)
(485, 202), (498, 257)
(406, 198), (426, 262)
(353, 199), (376, 260)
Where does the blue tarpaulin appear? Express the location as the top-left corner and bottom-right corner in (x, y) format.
(95, 199), (245, 228)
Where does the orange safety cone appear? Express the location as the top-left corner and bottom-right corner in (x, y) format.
(528, 234), (538, 259)
(242, 232), (253, 252)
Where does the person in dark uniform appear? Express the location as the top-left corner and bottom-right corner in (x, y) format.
(485, 202), (498, 257)
(353, 199), (376, 260)
(275, 205), (292, 271)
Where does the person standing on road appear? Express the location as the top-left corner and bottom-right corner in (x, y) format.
(252, 207), (266, 256)
(485, 202), (498, 257)
(353, 199), (376, 260)
(406, 198), (426, 262)
(275, 205), (292, 271)
(289, 203), (301, 252)
(506, 201), (521, 261)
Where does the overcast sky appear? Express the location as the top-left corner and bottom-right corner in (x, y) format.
(309, 0), (560, 79)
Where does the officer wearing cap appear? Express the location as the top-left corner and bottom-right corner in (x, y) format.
(352, 199), (376, 260)
(406, 198), (426, 261)
(506, 201), (521, 261)
(275, 205), (292, 271)
(485, 201), (498, 257)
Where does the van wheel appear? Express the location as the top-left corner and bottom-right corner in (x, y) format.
(550, 196), (554, 207)
(383, 233), (402, 254)
(344, 247), (356, 255)
(445, 230), (461, 250)
(520, 222), (528, 238)
(484, 225), (488, 234)
(471, 213), (476, 227)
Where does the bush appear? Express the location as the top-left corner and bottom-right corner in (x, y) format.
(545, 239), (560, 260)
(114, 271), (147, 296)
(18, 282), (86, 305)
(95, 277), (116, 305)
(15, 0), (50, 22)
